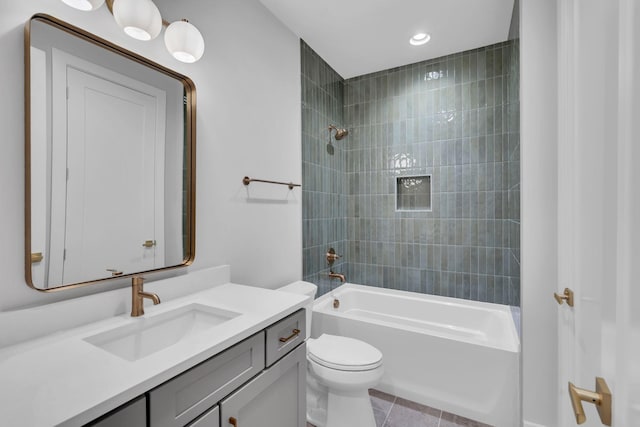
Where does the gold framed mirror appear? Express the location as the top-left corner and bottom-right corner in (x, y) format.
(25, 14), (196, 291)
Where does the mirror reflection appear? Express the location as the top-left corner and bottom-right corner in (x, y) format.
(26, 15), (195, 290)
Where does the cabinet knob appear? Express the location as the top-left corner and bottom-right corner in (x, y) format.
(229, 416), (238, 427)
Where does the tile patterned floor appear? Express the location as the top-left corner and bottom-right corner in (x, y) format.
(307, 389), (492, 427)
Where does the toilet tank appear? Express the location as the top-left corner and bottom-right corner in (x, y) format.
(277, 281), (317, 340)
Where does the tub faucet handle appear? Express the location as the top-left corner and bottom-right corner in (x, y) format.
(326, 247), (341, 265)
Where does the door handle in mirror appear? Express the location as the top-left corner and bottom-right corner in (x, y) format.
(568, 377), (611, 426)
(554, 288), (574, 307)
(106, 269), (123, 277)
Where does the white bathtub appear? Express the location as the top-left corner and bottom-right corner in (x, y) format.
(311, 283), (520, 427)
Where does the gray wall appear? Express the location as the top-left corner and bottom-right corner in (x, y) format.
(303, 40), (520, 306)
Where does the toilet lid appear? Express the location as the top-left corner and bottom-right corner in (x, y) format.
(308, 334), (383, 371)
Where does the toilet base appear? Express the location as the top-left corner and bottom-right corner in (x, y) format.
(307, 357), (382, 427)
(325, 389), (376, 427)
(307, 372), (328, 426)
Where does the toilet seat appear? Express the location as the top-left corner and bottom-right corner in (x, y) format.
(308, 334), (383, 371)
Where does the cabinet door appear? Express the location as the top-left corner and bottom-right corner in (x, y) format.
(85, 395), (146, 427)
(220, 343), (306, 427)
(187, 406), (219, 427)
(149, 332), (265, 427)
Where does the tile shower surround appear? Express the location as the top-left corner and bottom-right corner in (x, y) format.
(302, 40), (520, 306)
(301, 41), (347, 297)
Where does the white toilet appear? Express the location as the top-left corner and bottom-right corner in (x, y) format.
(278, 281), (384, 427)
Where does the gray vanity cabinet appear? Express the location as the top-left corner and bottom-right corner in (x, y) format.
(86, 309), (307, 427)
(219, 343), (307, 427)
(86, 396), (146, 427)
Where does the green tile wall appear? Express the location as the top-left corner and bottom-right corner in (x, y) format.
(301, 41), (347, 296)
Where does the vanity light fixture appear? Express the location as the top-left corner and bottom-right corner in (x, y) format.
(409, 32), (431, 46)
(61, 0), (104, 11)
(59, 0), (205, 63)
(112, 0), (162, 41)
(164, 20), (205, 63)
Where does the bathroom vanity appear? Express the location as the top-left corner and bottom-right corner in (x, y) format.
(0, 267), (309, 427)
(93, 309), (306, 427)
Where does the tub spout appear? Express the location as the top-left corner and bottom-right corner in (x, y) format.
(329, 271), (346, 283)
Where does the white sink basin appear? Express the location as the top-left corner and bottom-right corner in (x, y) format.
(84, 304), (241, 361)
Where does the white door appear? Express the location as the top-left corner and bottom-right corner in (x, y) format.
(556, 0), (640, 425)
(49, 50), (166, 286)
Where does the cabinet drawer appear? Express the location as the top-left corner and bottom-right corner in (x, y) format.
(149, 332), (265, 427)
(265, 309), (305, 367)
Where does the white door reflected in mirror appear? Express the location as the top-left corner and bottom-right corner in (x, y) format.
(48, 52), (166, 285)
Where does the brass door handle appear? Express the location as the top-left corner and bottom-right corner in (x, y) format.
(31, 252), (44, 263)
(279, 328), (301, 343)
(568, 377), (612, 426)
(554, 288), (574, 307)
(229, 416), (238, 427)
(142, 240), (156, 248)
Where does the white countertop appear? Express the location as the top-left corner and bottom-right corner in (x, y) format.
(0, 277), (308, 426)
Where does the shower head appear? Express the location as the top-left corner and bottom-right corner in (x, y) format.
(329, 125), (348, 140)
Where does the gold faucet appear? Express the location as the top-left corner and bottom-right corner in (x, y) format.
(131, 276), (161, 317)
(329, 271), (346, 283)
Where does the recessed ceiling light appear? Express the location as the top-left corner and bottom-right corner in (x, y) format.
(410, 32), (431, 46)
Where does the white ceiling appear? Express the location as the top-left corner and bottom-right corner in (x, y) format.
(259, 0), (515, 79)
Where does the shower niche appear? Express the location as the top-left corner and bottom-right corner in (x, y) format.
(395, 175), (432, 212)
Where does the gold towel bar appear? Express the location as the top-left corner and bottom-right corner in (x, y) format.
(242, 176), (301, 190)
